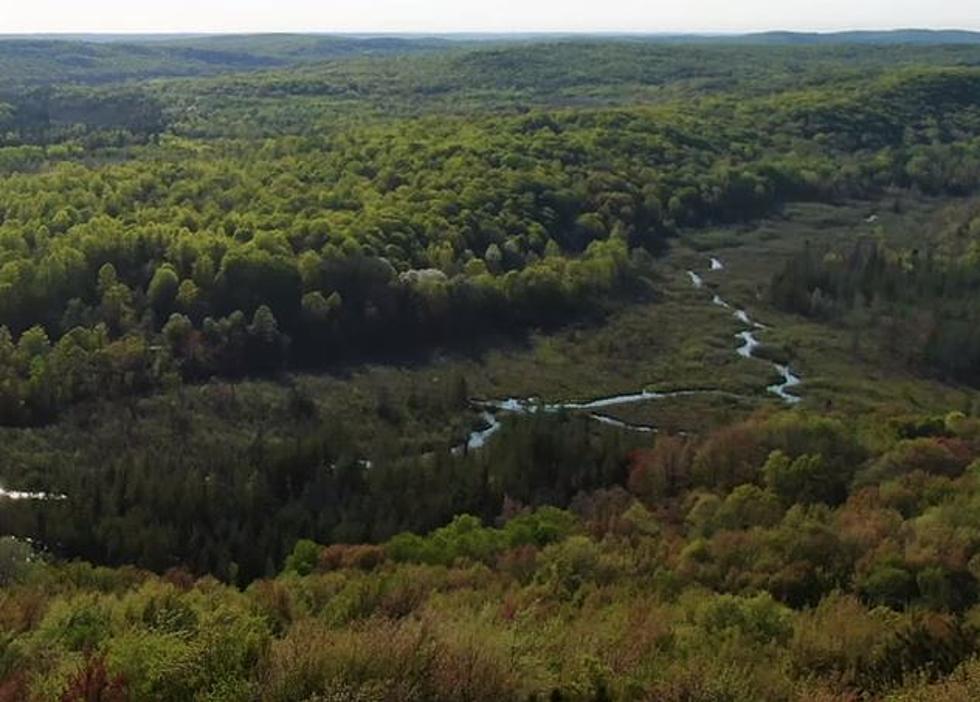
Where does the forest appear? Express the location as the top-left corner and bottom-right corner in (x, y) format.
(0, 33), (980, 700)
(772, 198), (980, 386)
(4, 408), (980, 701)
(1, 62), (979, 425)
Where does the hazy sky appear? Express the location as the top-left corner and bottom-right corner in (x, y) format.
(1, 0), (978, 34)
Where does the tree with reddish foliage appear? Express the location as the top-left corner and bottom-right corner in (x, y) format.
(628, 436), (695, 504)
(691, 421), (768, 490)
(60, 656), (126, 702)
(318, 543), (387, 571)
(0, 673), (27, 702)
(497, 544), (539, 583)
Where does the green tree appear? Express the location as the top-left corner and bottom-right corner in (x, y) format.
(147, 265), (180, 313)
(762, 450), (845, 505)
(284, 539), (320, 576)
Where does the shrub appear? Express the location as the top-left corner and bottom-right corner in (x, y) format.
(696, 592), (794, 645)
(789, 593), (899, 690)
(319, 544), (386, 572)
(537, 536), (603, 593)
(858, 565), (916, 610)
(284, 540), (320, 576)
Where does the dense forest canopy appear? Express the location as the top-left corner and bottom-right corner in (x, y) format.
(1, 55), (979, 425)
(1, 33), (980, 701)
(4, 408), (980, 701)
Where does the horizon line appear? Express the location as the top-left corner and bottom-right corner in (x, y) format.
(1, 27), (980, 38)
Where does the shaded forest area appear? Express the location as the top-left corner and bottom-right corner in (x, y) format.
(772, 198), (980, 385)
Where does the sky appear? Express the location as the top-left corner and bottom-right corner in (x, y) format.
(0, 0), (978, 35)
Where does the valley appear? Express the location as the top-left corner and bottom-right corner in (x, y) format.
(0, 33), (979, 702)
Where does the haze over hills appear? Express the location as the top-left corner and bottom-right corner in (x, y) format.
(3, 28), (980, 43)
(0, 34), (461, 87)
(733, 29), (980, 44)
(1, 29), (979, 90)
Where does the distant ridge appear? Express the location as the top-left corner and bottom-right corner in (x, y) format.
(733, 29), (980, 45)
(1, 29), (979, 45)
(0, 29), (978, 91)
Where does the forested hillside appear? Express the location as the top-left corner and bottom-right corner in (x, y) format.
(0, 34), (458, 89)
(1, 66), (979, 426)
(1, 35), (980, 701)
(4, 408), (980, 701)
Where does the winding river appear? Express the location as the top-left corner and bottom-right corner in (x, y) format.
(463, 256), (803, 450)
(0, 487), (66, 501)
(687, 260), (801, 405)
(1, 256), (803, 499)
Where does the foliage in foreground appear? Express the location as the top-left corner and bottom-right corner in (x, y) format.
(3, 408), (980, 700)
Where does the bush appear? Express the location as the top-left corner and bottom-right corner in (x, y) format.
(284, 540), (320, 576)
(537, 536), (603, 593)
(319, 545), (386, 572)
(0, 538), (36, 587)
(695, 592), (793, 645)
(859, 565), (916, 609)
